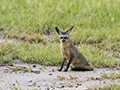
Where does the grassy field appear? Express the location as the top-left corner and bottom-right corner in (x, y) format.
(0, 41), (119, 68)
(89, 83), (120, 90)
(101, 71), (120, 80)
(0, 0), (120, 67)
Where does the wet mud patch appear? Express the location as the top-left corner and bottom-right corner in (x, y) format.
(0, 60), (120, 90)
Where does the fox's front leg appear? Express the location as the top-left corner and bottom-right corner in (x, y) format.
(64, 57), (72, 72)
(58, 57), (66, 71)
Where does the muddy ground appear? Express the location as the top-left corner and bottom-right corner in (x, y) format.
(0, 59), (120, 90)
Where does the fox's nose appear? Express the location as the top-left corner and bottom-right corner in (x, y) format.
(62, 39), (65, 42)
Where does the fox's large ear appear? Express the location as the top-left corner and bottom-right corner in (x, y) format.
(66, 26), (74, 35)
(55, 27), (61, 35)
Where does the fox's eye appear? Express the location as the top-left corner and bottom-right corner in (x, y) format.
(64, 37), (67, 39)
(60, 37), (63, 39)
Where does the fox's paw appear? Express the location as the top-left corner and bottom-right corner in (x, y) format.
(63, 69), (68, 72)
(58, 69), (62, 71)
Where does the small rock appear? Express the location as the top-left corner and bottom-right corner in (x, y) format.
(51, 86), (55, 89)
(75, 85), (78, 88)
(49, 73), (52, 75)
(13, 84), (15, 86)
(31, 68), (40, 74)
(39, 68), (42, 70)
(19, 72), (22, 74)
(61, 85), (64, 88)
(38, 86), (40, 87)
(8, 63), (13, 66)
(28, 84), (32, 87)
(52, 68), (55, 72)
(77, 83), (82, 86)
(103, 81), (106, 84)
(15, 72), (17, 74)
(58, 85), (64, 88)
(28, 80), (32, 82)
(33, 65), (36, 68)
(95, 77), (101, 81)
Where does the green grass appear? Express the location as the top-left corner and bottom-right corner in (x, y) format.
(13, 42), (62, 65)
(0, 0), (120, 66)
(0, 41), (62, 65)
(90, 83), (120, 90)
(0, 0), (120, 54)
(78, 44), (119, 68)
(0, 41), (119, 67)
(101, 71), (120, 80)
(0, 42), (13, 64)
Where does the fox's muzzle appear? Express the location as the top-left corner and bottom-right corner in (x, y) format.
(62, 39), (65, 42)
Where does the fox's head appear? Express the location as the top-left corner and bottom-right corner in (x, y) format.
(55, 26), (74, 42)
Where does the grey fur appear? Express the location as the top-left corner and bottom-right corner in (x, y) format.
(55, 26), (94, 71)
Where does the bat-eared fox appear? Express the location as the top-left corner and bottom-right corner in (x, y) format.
(55, 26), (94, 72)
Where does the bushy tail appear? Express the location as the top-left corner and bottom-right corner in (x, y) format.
(83, 62), (94, 70)
(71, 62), (94, 71)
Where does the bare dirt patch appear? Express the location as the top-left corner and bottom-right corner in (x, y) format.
(0, 60), (120, 90)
